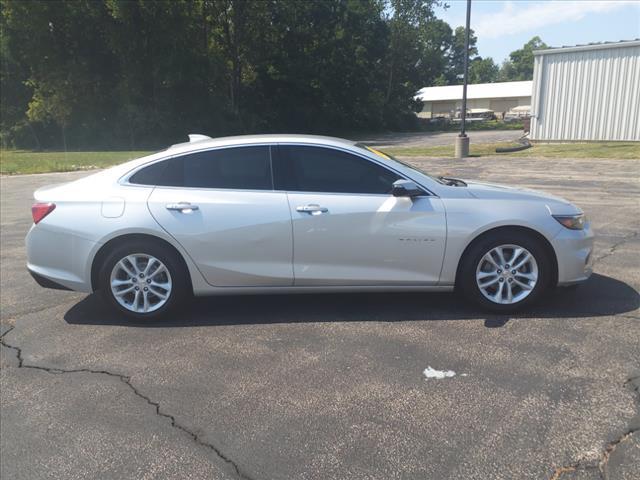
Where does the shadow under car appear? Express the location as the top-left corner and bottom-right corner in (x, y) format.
(64, 273), (639, 329)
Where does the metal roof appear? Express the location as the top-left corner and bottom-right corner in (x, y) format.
(415, 81), (532, 102)
(533, 39), (640, 56)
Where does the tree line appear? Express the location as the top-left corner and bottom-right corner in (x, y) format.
(1, 0), (545, 150)
(465, 35), (547, 84)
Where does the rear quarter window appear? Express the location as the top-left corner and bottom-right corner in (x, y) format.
(128, 160), (169, 185)
(128, 146), (272, 190)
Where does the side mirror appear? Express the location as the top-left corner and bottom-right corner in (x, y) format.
(392, 179), (424, 198)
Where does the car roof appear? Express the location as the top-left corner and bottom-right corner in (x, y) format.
(97, 134), (362, 183)
(166, 133), (358, 155)
(81, 132), (442, 196)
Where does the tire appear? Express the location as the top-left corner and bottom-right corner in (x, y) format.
(457, 231), (552, 312)
(98, 241), (189, 320)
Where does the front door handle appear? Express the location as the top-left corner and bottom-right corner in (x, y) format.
(296, 204), (329, 215)
(166, 202), (199, 213)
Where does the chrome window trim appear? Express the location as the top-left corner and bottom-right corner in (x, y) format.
(119, 141), (437, 197)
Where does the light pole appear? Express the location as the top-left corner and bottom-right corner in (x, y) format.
(455, 0), (472, 158)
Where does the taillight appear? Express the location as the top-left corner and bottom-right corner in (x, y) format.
(32, 202), (56, 224)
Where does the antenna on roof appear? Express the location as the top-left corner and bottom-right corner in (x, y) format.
(188, 134), (212, 142)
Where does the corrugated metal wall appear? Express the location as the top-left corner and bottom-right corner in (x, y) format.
(531, 43), (640, 141)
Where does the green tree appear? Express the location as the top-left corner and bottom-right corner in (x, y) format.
(420, 18), (453, 86)
(468, 57), (499, 84)
(0, 0), (451, 148)
(499, 36), (547, 81)
(0, 8), (35, 148)
(447, 25), (478, 83)
(2, 0), (111, 147)
(381, 0), (442, 127)
(244, 0), (391, 131)
(106, 0), (227, 146)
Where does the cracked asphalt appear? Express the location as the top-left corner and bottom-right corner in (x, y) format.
(1, 146), (639, 479)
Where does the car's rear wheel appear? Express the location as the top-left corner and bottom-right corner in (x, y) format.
(98, 242), (188, 319)
(458, 231), (551, 312)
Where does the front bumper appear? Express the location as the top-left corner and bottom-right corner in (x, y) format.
(551, 224), (595, 286)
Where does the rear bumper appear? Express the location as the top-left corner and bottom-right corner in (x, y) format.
(26, 224), (96, 293)
(29, 270), (73, 291)
(552, 224), (595, 286)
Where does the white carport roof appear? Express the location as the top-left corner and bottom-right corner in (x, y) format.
(415, 81), (532, 102)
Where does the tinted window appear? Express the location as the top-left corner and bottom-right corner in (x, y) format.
(129, 160), (168, 185)
(274, 146), (400, 194)
(129, 146), (272, 190)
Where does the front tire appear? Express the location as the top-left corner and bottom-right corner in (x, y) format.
(458, 231), (551, 312)
(98, 241), (189, 320)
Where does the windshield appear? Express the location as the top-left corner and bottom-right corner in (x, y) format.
(354, 143), (451, 185)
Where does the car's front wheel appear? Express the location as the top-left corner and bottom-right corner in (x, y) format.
(458, 231), (552, 312)
(98, 242), (188, 319)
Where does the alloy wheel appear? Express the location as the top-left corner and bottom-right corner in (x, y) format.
(475, 244), (538, 305)
(109, 253), (172, 313)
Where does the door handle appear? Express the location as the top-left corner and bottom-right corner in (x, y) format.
(166, 202), (199, 213)
(296, 204), (329, 215)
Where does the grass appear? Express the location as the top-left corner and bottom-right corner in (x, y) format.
(383, 142), (640, 159)
(418, 119), (525, 132)
(0, 150), (152, 175)
(1, 140), (638, 175)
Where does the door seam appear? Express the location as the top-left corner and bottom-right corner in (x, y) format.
(145, 186), (211, 287)
(284, 192), (296, 286)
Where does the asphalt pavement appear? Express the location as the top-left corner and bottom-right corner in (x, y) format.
(1, 145), (639, 480)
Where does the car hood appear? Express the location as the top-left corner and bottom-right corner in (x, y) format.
(464, 180), (582, 214)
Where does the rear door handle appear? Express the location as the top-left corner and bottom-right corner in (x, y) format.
(296, 204), (329, 215)
(166, 202), (199, 213)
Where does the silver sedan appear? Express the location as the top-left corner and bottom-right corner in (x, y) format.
(26, 134), (594, 319)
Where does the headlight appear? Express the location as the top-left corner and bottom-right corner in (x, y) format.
(553, 214), (587, 230)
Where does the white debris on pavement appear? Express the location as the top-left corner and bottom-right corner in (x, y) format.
(423, 366), (464, 379)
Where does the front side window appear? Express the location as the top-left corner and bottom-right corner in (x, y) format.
(355, 143), (444, 187)
(129, 146), (272, 190)
(274, 146), (400, 194)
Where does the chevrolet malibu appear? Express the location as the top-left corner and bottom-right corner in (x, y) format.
(26, 134), (594, 319)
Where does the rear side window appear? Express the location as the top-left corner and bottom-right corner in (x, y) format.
(129, 146), (272, 190)
(129, 160), (168, 185)
(274, 146), (400, 194)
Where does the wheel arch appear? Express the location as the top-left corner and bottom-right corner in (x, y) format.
(90, 233), (193, 293)
(454, 225), (558, 288)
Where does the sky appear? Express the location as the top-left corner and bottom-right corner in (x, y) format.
(437, 0), (640, 63)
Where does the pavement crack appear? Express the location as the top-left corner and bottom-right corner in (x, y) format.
(549, 465), (579, 480)
(592, 231), (639, 266)
(1, 325), (15, 336)
(549, 374), (640, 480)
(0, 328), (254, 480)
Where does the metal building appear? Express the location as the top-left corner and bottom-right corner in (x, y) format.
(416, 81), (531, 119)
(531, 40), (640, 142)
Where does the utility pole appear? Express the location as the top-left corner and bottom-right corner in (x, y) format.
(455, 0), (472, 158)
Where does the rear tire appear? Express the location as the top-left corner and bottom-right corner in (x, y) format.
(457, 231), (551, 312)
(98, 241), (189, 320)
